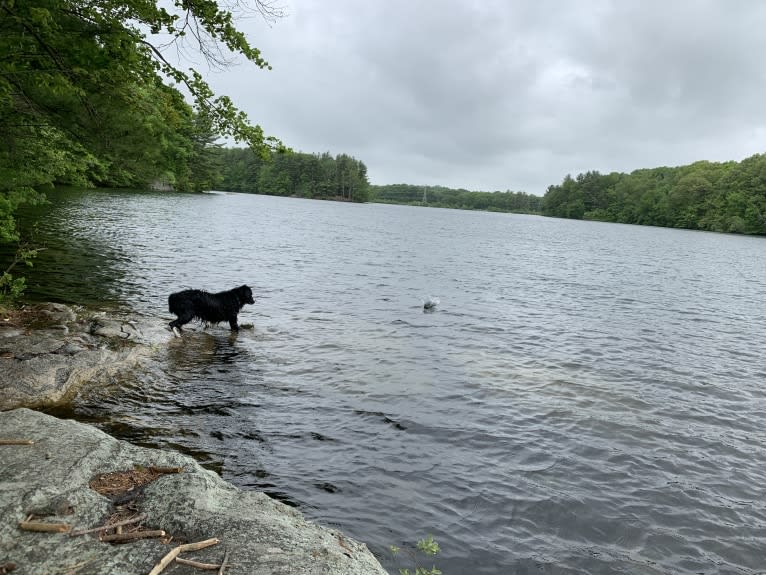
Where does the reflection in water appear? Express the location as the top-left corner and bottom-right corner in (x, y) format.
(24, 190), (766, 574)
(4, 189), (129, 306)
(165, 331), (248, 378)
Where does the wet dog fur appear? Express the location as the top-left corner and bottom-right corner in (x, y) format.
(168, 284), (254, 336)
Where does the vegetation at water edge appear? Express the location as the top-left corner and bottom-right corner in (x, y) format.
(389, 535), (443, 575)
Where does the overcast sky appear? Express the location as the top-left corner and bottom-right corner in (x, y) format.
(195, 0), (766, 195)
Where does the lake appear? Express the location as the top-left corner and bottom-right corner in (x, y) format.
(15, 188), (766, 574)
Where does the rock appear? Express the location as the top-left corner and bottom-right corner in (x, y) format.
(1, 331), (66, 357)
(38, 302), (77, 324)
(0, 327), (25, 338)
(0, 409), (387, 575)
(90, 318), (141, 340)
(55, 342), (89, 356)
(0, 304), (156, 410)
(0, 345), (143, 409)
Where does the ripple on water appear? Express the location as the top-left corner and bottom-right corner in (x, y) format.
(23, 191), (766, 574)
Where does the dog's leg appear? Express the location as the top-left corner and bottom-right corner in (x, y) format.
(228, 316), (239, 331)
(169, 319), (184, 338)
(169, 309), (194, 336)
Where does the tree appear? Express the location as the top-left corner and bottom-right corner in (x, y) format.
(667, 173), (713, 228)
(370, 183), (541, 213)
(214, 148), (372, 203)
(541, 154), (766, 235)
(0, 0), (283, 300)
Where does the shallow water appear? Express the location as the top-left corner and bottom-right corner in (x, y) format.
(19, 188), (766, 574)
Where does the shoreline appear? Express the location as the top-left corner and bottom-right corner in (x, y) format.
(0, 303), (387, 575)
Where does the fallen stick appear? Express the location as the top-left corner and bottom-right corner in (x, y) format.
(70, 513), (147, 536)
(175, 558), (221, 570)
(148, 466), (184, 474)
(0, 439), (34, 445)
(101, 530), (166, 542)
(19, 521), (71, 533)
(148, 538), (220, 575)
(147, 548), (182, 575)
(178, 539), (220, 553)
(217, 550), (230, 575)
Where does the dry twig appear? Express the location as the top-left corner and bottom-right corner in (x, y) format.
(0, 439), (34, 445)
(70, 513), (147, 536)
(19, 521), (70, 533)
(148, 466), (184, 474)
(100, 530), (165, 542)
(177, 538), (221, 552)
(217, 550), (230, 575)
(148, 538), (220, 575)
(175, 558), (221, 570)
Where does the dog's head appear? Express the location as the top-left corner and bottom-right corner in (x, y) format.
(238, 285), (255, 305)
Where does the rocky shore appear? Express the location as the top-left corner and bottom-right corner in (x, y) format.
(0, 303), (152, 411)
(0, 304), (387, 575)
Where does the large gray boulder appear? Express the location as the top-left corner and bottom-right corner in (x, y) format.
(0, 409), (387, 575)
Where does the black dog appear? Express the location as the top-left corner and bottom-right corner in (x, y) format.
(168, 285), (255, 336)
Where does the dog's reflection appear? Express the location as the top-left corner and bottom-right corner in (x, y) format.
(166, 330), (249, 378)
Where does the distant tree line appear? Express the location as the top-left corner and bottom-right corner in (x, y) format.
(214, 148), (370, 202)
(542, 153), (766, 234)
(370, 184), (543, 213)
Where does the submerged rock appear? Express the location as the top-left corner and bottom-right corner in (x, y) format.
(0, 304), (153, 410)
(0, 408), (387, 575)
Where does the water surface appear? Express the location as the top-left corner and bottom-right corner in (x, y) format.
(20, 189), (766, 574)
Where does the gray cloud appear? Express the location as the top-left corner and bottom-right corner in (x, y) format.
(203, 0), (766, 195)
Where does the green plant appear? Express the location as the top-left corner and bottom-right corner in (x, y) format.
(0, 244), (41, 304)
(389, 535), (443, 575)
(0, 272), (26, 304)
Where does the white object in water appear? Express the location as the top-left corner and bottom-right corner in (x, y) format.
(423, 296), (440, 311)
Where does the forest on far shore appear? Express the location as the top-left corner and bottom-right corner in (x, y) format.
(213, 147), (544, 212)
(213, 148), (371, 202)
(541, 153), (766, 235)
(370, 183), (543, 213)
(214, 148), (766, 237)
